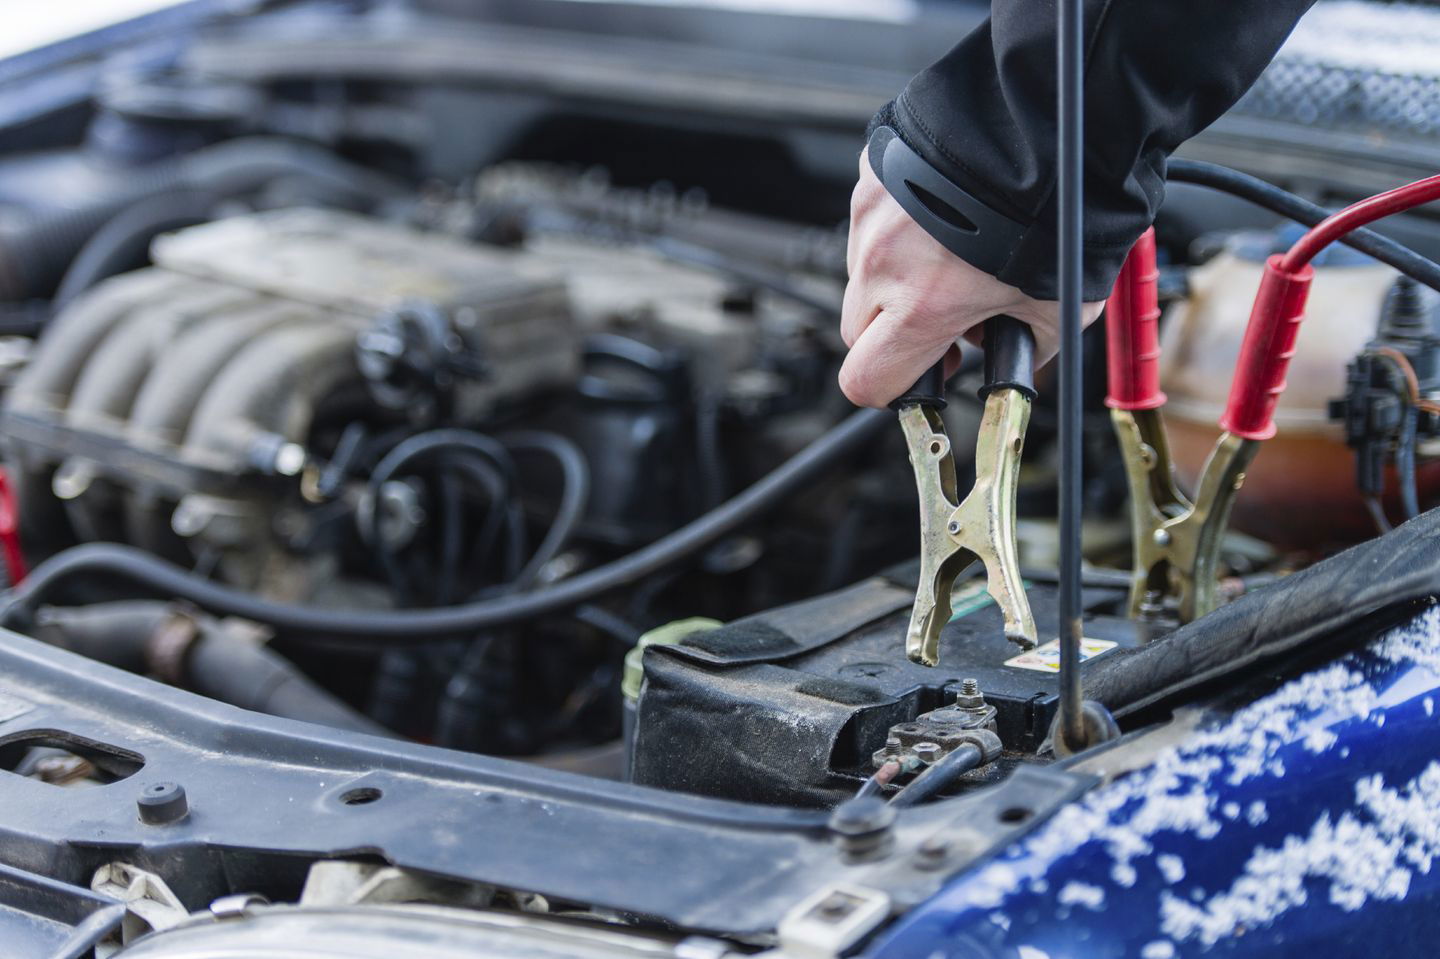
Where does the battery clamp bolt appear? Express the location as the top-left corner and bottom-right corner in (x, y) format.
(953, 677), (985, 710)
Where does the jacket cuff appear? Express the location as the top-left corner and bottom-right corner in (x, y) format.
(870, 98), (1135, 302)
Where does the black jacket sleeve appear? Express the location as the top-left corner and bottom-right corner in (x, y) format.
(874, 0), (1316, 300)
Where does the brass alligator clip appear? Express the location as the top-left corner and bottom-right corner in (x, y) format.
(896, 317), (1039, 667)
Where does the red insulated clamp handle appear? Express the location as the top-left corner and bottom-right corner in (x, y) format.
(1219, 254), (1314, 441)
(1104, 228), (1166, 411)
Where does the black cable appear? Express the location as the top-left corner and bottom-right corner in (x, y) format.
(1055, 0), (1086, 753)
(571, 604), (640, 646)
(1167, 159), (1440, 295)
(887, 745), (983, 808)
(498, 431), (591, 590)
(1399, 405), (1421, 520)
(1364, 494), (1393, 534)
(374, 431), (588, 739)
(434, 471), (464, 605)
(366, 430), (519, 600)
(693, 390), (728, 512)
(5, 408), (891, 641)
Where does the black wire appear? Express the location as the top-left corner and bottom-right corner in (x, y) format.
(693, 390), (728, 512)
(1364, 494), (1393, 534)
(571, 604), (640, 646)
(447, 455), (518, 581)
(1055, 0), (1086, 753)
(1166, 159), (1440, 295)
(5, 408), (891, 641)
(366, 430), (520, 602)
(1399, 405), (1421, 520)
(434, 471), (464, 605)
(498, 431), (591, 590)
(887, 745), (983, 808)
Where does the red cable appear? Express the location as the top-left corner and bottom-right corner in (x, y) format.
(1281, 174), (1440, 272)
(1223, 172), (1440, 441)
(0, 467), (27, 585)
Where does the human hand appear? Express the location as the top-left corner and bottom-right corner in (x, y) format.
(839, 150), (1104, 408)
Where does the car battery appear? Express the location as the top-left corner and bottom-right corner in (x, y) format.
(629, 566), (1140, 807)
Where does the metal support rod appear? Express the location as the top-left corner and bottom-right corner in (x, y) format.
(1056, 0), (1086, 751)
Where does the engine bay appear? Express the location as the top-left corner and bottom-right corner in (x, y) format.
(4, 1), (1440, 956)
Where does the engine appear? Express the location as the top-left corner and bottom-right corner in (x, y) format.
(0, 157), (909, 756)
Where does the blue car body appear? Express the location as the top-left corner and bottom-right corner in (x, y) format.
(872, 605), (1440, 957)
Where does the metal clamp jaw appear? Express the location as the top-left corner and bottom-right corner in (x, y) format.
(1107, 228), (1302, 627)
(898, 317), (1038, 667)
(1112, 409), (1256, 622)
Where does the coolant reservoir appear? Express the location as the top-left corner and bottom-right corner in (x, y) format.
(1160, 240), (1434, 550)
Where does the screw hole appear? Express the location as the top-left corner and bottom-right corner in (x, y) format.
(999, 806), (1032, 824)
(340, 787), (382, 806)
(929, 441), (942, 455)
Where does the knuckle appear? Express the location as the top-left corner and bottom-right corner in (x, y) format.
(837, 363), (877, 407)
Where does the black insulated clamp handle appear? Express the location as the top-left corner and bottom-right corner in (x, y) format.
(979, 315), (1037, 401)
(891, 360), (948, 410)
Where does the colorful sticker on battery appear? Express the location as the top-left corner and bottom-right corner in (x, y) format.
(1004, 637), (1117, 672)
(948, 579), (1033, 622)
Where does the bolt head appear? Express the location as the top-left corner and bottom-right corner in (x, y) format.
(947, 521), (961, 535)
(1153, 528), (1172, 547)
(915, 835), (950, 869)
(917, 836), (951, 862)
(912, 741), (943, 764)
(816, 892), (857, 920)
(828, 796), (896, 837)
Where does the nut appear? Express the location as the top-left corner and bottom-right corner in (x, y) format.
(912, 741), (942, 764)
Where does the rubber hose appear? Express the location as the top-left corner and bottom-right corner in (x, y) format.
(185, 629), (392, 736)
(4, 408), (890, 642)
(0, 172), (170, 301)
(0, 138), (399, 302)
(29, 602), (387, 736)
(52, 189), (215, 309)
(1167, 159), (1440, 294)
